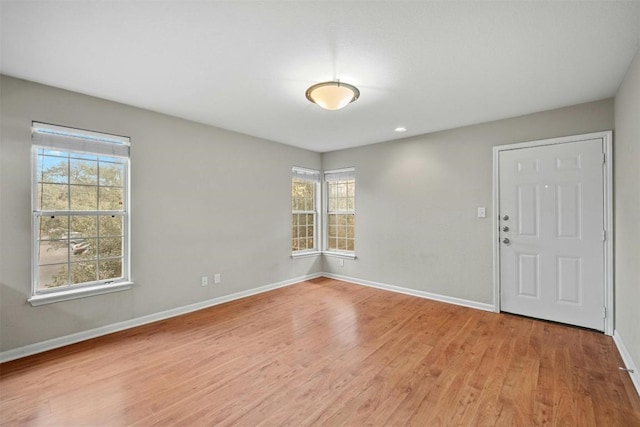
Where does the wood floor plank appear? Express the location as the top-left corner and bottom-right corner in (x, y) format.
(1, 277), (639, 426)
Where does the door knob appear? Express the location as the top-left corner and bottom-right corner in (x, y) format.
(502, 215), (509, 220)
(502, 238), (510, 244)
(502, 226), (509, 232)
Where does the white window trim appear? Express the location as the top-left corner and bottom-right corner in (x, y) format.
(323, 167), (356, 257)
(291, 250), (322, 259)
(28, 281), (134, 306)
(291, 166), (321, 255)
(321, 250), (357, 260)
(29, 122), (133, 306)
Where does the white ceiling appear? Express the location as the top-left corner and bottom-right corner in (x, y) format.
(2, 1), (639, 153)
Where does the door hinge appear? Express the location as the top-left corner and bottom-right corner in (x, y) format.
(603, 307), (606, 318)
(602, 230), (606, 241)
(602, 152), (606, 164)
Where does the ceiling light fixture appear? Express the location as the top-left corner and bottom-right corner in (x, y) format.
(394, 127), (407, 133)
(305, 80), (360, 111)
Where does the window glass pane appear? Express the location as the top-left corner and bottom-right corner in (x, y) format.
(71, 238), (95, 259)
(347, 225), (355, 238)
(38, 263), (69, 290)
(71, 261), (98, 284)
(99, 215), (122, 236)
(38, 154), (68, 184)
(38, 183), (69, 210)
(305, 183), (314, 210)
(346, 239), (355, 251)
(70, 159), (98, 185)
(39, 215), (68, 240)
(99, 258), (122, 280)
(98, 237), (122, 258)
(347, 197), (355, 210)
(71, 216), (97, 238)
(326, 177), (355, 252)
(339, 182), (347, 196)
(38, 240), (68, 266)
(292, 174), (317, 251)
(99, 160), (124, 187)
(330, 237), (338, 250)
(99, 187), (124, 210)
(70, 185), (98, 210)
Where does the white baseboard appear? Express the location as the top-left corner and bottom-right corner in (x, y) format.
(322, 273), (495, 312)
(0, 273), (322, 364)
(0, 272), (498, 363)
(4, 270), (636, 404)
(613, 330), (640, 398)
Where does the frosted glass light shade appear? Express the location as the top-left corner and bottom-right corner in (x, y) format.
(305, 81), (360, 111)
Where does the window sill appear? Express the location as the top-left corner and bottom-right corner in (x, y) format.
(291, 251), (322, 259)
(28, 281), (133, 306)
(322, 251), (357, 260)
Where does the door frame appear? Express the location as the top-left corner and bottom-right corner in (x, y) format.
(492, 131), (613, 335)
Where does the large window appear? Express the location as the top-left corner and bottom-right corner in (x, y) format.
(325, 168), (355, 254)
(291, 167), (320, 254)
(30, 122), (131, 305)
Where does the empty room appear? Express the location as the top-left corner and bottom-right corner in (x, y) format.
(1, 1), (639, 425)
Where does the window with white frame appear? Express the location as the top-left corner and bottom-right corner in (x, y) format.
(325, 168), (355, 253)
(30, 122), (131, 304)
(291, 167), (320, 254)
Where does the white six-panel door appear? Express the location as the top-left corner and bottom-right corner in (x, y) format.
(498, 137), (606, 331)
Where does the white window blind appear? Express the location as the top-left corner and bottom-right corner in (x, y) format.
(32, 122), (130, 158)
(324, 168), (355, 182)
(292, 166), (321, 182)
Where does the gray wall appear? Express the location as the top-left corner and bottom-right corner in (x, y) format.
(322, 99), (615, 304)
(0, 75), (322, 352)
(614, 49), (640, 376)
(0, 72), (629, 360)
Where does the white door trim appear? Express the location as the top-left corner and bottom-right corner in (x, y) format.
(492, 131), (613, 335)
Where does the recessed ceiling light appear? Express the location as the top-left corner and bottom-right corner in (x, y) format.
(394, 127), (407, 133)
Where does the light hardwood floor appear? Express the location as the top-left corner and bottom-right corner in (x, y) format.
(1, 277), (639, 426)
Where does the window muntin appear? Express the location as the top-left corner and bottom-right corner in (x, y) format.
(292, 167), (320, 253)
(32, 123), (130, 295)
(325, 169), (355, 253)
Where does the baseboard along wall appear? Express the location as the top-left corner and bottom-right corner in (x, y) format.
(0, 273), (322, 363)
(613, 330), (640, 398)
(2, 270), (638, 404)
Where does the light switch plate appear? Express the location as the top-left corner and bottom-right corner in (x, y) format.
(477, 207), (486, 218)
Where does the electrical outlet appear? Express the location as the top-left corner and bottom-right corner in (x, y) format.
(214, 273), (221, 284)
(201, 276), (209, 287)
